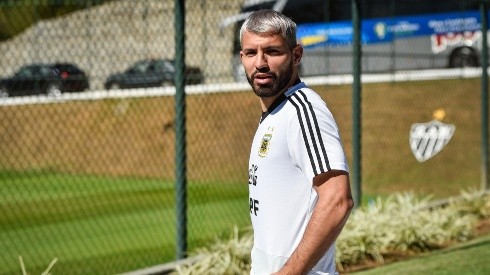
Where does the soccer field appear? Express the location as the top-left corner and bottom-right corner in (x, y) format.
(0, 76), (484, 273)
(0, 170), (248, 274)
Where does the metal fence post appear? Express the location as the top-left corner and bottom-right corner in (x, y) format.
(352, 0), (362, 208)
(481, 0), (489, 191)
(174, 0), (187, 260)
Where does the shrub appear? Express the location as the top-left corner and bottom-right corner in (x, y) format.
(175, 191), (490, 274)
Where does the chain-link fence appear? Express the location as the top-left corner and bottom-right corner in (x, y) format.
(0, 0), (486, 274)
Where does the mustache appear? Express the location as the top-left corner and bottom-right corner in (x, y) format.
(251, 70), (276, 79)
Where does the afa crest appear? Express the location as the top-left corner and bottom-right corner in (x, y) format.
(258, 133), (272, 157)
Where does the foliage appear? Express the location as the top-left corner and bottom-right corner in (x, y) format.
(354, 234), (490, 275)
(174, 191), (490, 274)
(174, 227), (253, 275)
(449, 188), (490, 219)
(18, 256), (58, 275)
(335, 192), (479, 270)
(0, 0), (111, 41)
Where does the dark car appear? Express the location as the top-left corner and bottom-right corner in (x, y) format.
(0, 63), (89, 97)
(104, 59), (204, 90)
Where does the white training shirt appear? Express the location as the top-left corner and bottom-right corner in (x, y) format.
(248, 82), (349, 275)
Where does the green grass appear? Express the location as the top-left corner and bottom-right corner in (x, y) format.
(352, 234), (490, 275)
(174, 192), (490, 275)
(0, 170), (248, 274)
(0, 77), (484, 273)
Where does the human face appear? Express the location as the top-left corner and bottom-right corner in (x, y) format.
(240, 31), (301, 99)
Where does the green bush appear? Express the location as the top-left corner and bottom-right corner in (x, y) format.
(174, 227), (252, 275)
(175, 190), (490, 274)
(0, 0), (110, 41)
(335, 192), (479, 270)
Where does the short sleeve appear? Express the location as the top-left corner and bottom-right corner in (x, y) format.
(288, 90), (349, 183)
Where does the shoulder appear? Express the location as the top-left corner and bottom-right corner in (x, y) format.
(285, 85), (338, 133)
(285, 83), (325, 107)
(285, 84), (329, 118)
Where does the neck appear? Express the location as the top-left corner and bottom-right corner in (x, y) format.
(260, 95), (280, 112)
(260, 77), (300, 111)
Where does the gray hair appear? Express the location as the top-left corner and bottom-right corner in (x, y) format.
(239, 9), (297, 49)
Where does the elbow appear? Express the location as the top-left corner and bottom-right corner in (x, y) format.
(338, 194), (354, 219)
(345, 196), (354, 215)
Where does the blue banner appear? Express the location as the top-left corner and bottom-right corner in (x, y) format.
(297, 10), (483, 49)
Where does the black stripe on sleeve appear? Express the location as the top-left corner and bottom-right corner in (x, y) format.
(289, 90), (331, 175)
(297, 90), (331, 171)
(289, 98), (316, 174)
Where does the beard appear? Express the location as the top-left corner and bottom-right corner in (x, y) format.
(246, 59), (294, 98)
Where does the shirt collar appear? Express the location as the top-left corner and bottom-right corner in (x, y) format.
(284, 81), (306, 97)
(260, 80), (305, 123)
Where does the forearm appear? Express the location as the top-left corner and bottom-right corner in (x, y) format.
(276, 173), (353, 275)
(281, 201), (351, 274)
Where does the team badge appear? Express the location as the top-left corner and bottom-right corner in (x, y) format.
(409, 119), (455, 162)
(258, 133), (272, 157)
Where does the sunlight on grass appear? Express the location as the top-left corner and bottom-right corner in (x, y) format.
(174, 191), (490, 275)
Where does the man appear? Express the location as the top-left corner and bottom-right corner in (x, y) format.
(240, 9), (354, 275)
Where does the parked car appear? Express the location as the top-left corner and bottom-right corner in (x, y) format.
(0, 63), (89, 97)
(104, 59), (204, 90)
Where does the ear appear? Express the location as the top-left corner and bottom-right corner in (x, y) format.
(292, 45), (303, 66)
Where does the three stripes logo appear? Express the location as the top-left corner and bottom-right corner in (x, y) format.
(409, 120), (455, 162)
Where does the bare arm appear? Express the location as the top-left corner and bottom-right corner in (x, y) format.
(274, 170), (353, 275)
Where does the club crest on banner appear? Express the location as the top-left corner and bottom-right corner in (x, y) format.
(409, 120), (455, 162)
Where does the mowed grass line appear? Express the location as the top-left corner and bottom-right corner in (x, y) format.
(351, 234), (490, 275)
(0, 171), (248, 274)
(0, 77), (483, 273)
